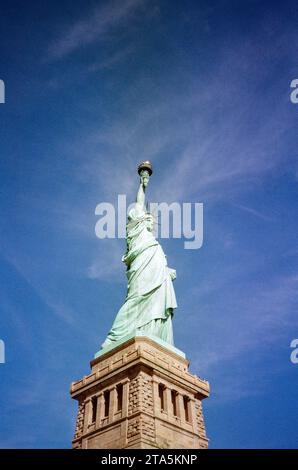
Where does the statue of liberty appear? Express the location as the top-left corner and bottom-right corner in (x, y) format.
(101, 161), (177, 349)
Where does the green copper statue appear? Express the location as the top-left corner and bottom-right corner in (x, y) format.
(101, 161), (177, 349)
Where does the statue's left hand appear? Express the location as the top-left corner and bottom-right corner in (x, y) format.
(168, 268), (177, 281)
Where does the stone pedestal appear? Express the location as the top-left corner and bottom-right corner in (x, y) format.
(70, 336), (210, 449)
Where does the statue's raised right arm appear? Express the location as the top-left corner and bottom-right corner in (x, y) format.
(135, 170), (149, 215)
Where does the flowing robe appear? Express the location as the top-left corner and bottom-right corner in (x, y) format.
(101, 208), (177, 348)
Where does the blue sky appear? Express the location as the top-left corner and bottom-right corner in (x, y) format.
(0, 0), (298, 448)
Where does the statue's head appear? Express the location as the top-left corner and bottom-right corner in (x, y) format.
(145, 213), (155, 232)
(140, 169), (150, 187)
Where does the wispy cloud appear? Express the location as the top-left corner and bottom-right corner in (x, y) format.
(230, 203), (274, 222)
(0, 249), (77, 326)
(86, 239), (125, 281)
(188, 273), (298, 375)
(47, 0), (147, 60)
(88, 44), (136, 72)
(66, 29), (293, 206)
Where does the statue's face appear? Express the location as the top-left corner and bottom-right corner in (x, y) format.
(146, 216), (154, 232)
(140, 170), (149, 187)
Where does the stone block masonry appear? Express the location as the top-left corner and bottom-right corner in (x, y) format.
(70, 336), (210, 449)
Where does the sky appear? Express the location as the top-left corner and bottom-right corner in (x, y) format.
(0, 0), (298, 449)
